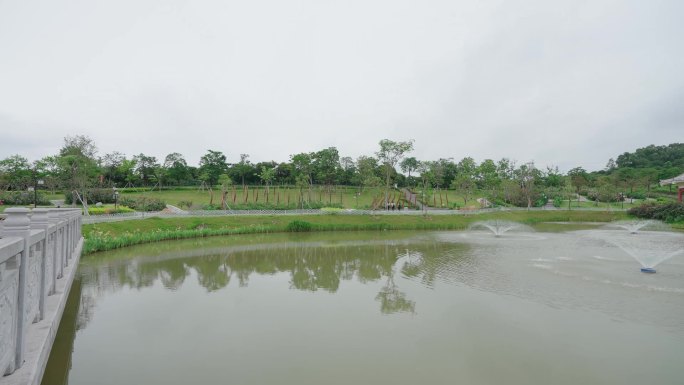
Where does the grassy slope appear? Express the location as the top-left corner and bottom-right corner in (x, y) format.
(83, 210), (629, 254)
(121, 186), (387, 209)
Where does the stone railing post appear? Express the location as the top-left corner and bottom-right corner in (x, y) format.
(1, 208), (32, 370)
(76, 211), (82, 241)
(48, 210), (64, 280)
(64, 212), (71, 257)
(31, 208), (50, 320)
(59, 211), (70, 269)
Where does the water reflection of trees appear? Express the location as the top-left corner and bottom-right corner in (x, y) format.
(78, 241), (469, 324)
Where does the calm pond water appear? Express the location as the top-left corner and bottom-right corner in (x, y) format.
(42, 228), (684, 385)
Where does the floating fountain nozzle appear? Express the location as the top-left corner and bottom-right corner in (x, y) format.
(640, 267), (656, 274)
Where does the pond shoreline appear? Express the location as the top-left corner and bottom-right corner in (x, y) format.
(82, 211), (633, 254)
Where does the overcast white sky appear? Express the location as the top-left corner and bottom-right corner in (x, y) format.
(1, 0), (682, 171)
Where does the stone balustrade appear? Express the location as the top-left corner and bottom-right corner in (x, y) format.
(0, 208), (82, 385)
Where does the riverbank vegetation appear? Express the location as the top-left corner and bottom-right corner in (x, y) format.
(82, 210), (629, 254)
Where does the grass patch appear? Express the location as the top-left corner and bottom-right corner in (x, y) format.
(82, 210), (629, 254)
(86, 206), (135, 215)
(286, 220), (313, 232)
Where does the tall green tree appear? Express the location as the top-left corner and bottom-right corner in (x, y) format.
(290, 152), (314, 200)
(101, 152), (126, 186)
(231, 154), (252, 187)
(355, 156), (381, 192)
(568, 167), (589, 206)
(164, 152), (191, 186)
(476, 159), (500, 194)
(453, 157), (478, 205)
(313, 147), (341, 198)
(0, 154), (32, 190)
(339, 156), (356, 186)
(33, 155), (61, 193)
(198, 150), (228, 186)
(57, 135), (100, 213)
(400, 157), (419, 185)
(133, 153), (159, 187)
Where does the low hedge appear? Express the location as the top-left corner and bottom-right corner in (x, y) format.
(64, 188), (117, 204)
(118, 197), (167, 212)
(0, 191), (51, 205)
(628, 202), (684, 223)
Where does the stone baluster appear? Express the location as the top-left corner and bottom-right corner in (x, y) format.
(64, 212), (71, 258)
(31, 209), (50, 320)
(1, 208), (31, 370)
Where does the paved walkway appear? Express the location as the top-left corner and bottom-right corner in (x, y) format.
(164, 204), (188, 214)
(401, 188), (429, 211)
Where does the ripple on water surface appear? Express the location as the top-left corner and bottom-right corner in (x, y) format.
(42, 230), (684, 385)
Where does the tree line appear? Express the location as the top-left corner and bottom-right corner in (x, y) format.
(0, 136), (682, 209)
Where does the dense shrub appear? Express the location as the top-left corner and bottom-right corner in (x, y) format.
(625, 191), (646, 200)
(286, 220), (313, 232)
(586, 189), (623, 203)
(64, 189), (118, 204)
(628, 202), (684, 223)
(507, 191), (545, 208)
(553, 196), (563, 208)
(0, 191), (51, 205)
(118, 197), (167, 212)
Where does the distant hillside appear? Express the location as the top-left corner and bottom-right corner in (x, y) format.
(616, 143), (684, 170)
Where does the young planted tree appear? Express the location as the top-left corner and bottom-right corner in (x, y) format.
(233, 153), (252, 187)
(417, 161), (435, 214)
(376, 139), (414, 209)
(258, 166), (276, 203)
(218, 174), (232, 209)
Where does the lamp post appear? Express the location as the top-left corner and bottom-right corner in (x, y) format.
(28, 186), (35, 207)
(113, 187), (119, 210)
(36, 179), (44, 208)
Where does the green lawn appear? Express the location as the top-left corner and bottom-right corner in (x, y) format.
(120, 186), (400, 210)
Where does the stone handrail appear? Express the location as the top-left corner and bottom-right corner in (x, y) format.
(1, 208), (82, 384)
